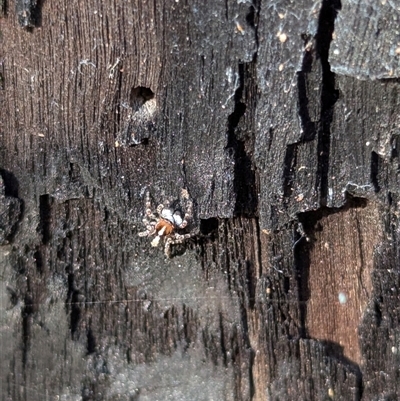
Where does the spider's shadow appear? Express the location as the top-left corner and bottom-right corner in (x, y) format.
(168, 243), (188, 258)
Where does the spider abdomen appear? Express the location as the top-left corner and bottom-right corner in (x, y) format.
(155, 219), (175, 235)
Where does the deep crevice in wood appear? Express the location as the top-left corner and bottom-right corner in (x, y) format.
(22, 292), (34, 368)
(16, 0), (42, 29)
(0, 169), (23, 243)
(226, 61), (258, 217)
(39, 194), (52, 244)
(297, 71), (317, 142)
(297, 43), (316, 142)
(33, 247), (44, 274)
(282, 143), (297, 203)
(199, 217), (219, 236)
(315, 0), (341, 206)
(0, 168), (20, 198)
(67, 273), (83, 339)
(370, 151), (381, 193)
(87, 326), (96, 355)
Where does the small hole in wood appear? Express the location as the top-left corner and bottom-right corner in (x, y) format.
(200, 218), (219, 235)
(130, 86), (155, 111)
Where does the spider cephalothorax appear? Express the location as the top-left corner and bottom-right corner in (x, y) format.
(138, 189), (193, 258)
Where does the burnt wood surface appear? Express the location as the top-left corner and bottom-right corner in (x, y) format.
(1, 0), (400, 400)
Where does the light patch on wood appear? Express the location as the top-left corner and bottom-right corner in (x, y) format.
(306, 203), (382, 364)
(249, 309), (267, 401)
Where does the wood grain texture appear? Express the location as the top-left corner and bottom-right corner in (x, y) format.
(304, 201), (382, 364)
(330, 0), (400, 79)
(1, 0), (400, 400)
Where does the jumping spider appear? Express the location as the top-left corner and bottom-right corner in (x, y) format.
(138, 189), (194, 258)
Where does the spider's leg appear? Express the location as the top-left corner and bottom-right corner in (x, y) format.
(164, 233), (192, 257)
(139, 192), (158, 236)
(164, 237), (173, 258)
(144, 191), (152, 212)
(146, 210), (157, 220)
(138, 222), (157, 237)
(156, 204), (164, 215)
(181, 188), (189, 200)
(142, 215), (151, 226)
(143, 192), (158, 220)
(147, 225), (156, 235)
(140, 215), (156, 235)
(177, 197), (193, 229)
(173, 233), (193, 242)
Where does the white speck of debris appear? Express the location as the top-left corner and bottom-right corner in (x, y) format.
(222, 68), (239, 108)
(108, 57), (121, 79)
(366, 141), (370, 146)
(328, 388), (334, 398)
(338, 292), (347, 304)
(277, 32), (287, 43)
(225, 66), (234, 84)
(78, 59), (96, 74)
(328, 187), (333, 202)
(278, 64), (284, 71)
(235, 20), (245, 35)
(392, 346), (398, 354)
(143, 300), (152, 311)
(333, 48), (340, 55)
